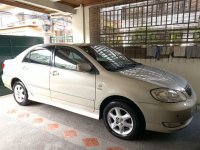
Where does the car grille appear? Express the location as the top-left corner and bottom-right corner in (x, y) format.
(185, 84), (192, 97)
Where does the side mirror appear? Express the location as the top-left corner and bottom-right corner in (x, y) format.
(76, 63), (92, 72)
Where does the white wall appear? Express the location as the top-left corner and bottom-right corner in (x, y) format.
(135, 58), (200, 104)
(72, 6), (90, 43)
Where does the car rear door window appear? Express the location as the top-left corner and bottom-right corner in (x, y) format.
(24, 48), (52, 66)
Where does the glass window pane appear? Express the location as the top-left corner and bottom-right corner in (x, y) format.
(28, 49), (51, 66)
(23, 52), (31, 63)
(55, 47), (87, 70)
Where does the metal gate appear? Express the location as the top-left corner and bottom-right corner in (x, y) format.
(0, 35), (43, 95)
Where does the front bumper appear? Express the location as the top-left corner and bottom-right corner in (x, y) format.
(139, 88), (197, 133)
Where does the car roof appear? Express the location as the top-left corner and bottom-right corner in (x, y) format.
(36, 43), (97, 47)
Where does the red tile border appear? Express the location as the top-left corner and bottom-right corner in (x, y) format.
(33, 118), (43, 123)
(83, 138), (100, 147)
(7, 109), (17, 114)
(5, 109), (124, 150)
(18, 113), (29, 118)
(63, 130), (77, 139)
(47, 123), (59, 131)
(107, 146), (124, 150)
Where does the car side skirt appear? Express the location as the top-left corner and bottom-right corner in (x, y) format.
(28, 93), (100, 120)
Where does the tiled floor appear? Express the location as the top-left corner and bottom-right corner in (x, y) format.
(0, 95), (200, 150)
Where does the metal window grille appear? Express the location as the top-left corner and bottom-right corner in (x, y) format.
(90, 0), (200, 59)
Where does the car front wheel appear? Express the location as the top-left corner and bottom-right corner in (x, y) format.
(103, 101), (144, 140)
(13, 81), (30, 106)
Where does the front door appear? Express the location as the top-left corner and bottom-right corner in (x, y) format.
(50, 46), (95, 111)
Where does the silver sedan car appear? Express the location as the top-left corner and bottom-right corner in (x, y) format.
(2, 44), (197, 140)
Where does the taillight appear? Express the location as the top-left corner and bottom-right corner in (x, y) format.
(2, 63), (5, 70)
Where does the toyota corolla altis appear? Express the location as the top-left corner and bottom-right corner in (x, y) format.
(2, 44), (197, 140)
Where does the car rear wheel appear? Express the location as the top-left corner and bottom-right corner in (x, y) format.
(103, 101), (144, 140)
(13, 81), (30, 106)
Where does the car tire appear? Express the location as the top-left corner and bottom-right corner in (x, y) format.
(103, 101), (145, 140)
(13, 81), (30, 106)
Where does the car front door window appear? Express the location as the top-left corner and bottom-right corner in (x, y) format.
(54, 47), (88, 71)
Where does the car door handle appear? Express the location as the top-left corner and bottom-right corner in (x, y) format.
(50, 71), (59, 76)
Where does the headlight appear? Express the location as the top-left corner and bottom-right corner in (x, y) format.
(150, 88), (187, 103)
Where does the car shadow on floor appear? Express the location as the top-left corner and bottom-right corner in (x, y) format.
(140, 130), (178, 141)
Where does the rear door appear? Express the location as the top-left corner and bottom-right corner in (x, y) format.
(21, 46), (54, 101)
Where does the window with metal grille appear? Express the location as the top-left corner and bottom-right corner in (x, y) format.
(90, 0), (200, 59)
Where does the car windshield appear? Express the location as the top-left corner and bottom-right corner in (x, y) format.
(79, 45), (140, 71)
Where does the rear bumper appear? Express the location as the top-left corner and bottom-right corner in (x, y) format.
(139, 89), (197, 133)
(1, 74), (12, 90)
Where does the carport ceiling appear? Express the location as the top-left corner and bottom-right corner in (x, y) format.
(0, 0), (123, 14)
(0, 0), (55, 14)
(59, 0), (124, 7)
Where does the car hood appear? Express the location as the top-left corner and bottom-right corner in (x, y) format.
(118, 65), (187, 90)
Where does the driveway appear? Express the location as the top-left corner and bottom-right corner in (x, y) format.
(0, 95), (199, 150)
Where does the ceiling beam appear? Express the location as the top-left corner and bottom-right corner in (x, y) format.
(15, 0), (76, 14)
(58, 1), (78, 8)
(0, 0), (52, 14)
(84, 0), (123, 6)
(83, 0), (145, 6)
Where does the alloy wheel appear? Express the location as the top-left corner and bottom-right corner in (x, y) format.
(14, 84), (25, 103)
(107, 107), (134, 136)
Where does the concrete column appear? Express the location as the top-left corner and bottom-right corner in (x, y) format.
(43, 32), (51, 43)
(72, 6), (90, 43)
(84, 6), (90, 43)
